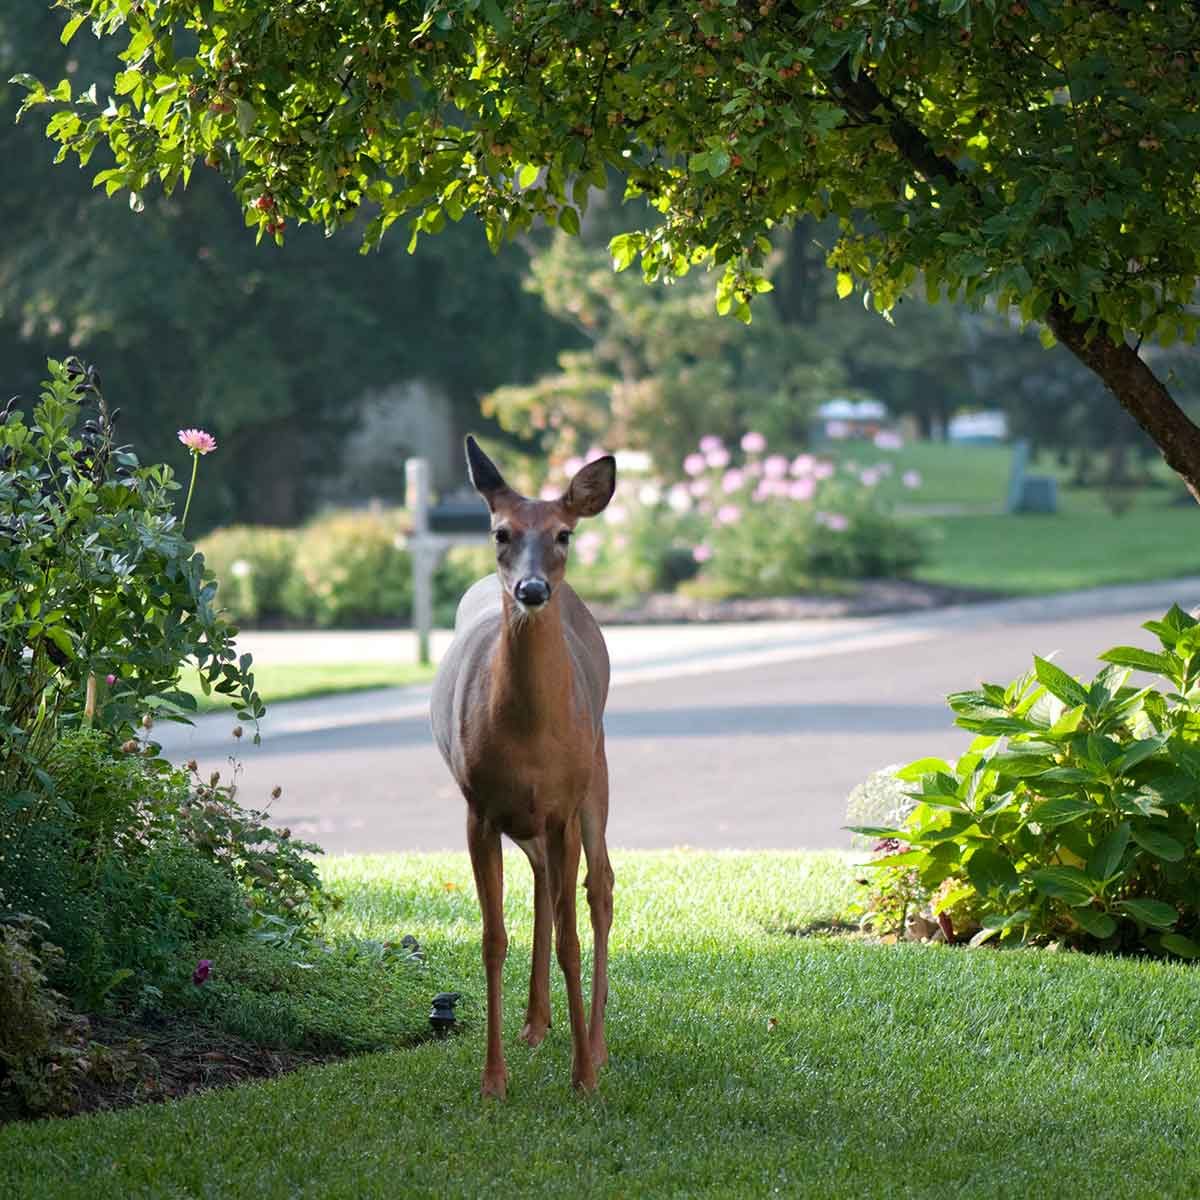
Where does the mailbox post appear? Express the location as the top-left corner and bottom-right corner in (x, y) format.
(405, 457), (491, 665)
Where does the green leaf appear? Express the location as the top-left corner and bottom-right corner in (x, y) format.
(895, 757), (952, 782)
(558, 207), (581, 236)
(1160, 933), (1200, 959)
(1112, 736), (1167, 775)
(1071, 907), (1116, 939)
(966, 847), (1018, 893)
(1029, 796), (1094, 827)
(516, 163), (539, 189)
(1116, 898), (1178, 929)
(61, 13), (87, 45)
(1130, 827), (1186, 862)
(1098, 646), (1178, 677)
(1034, 656), (1090, 708)
(707, 149), (731, 177)
(836, 272), (853, 299)
(1030, 866), (1095, 906)
(1087, 821), (1131, 881)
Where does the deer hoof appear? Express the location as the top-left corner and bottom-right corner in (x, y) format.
(571, 1065), (598, 1093)
(480, 1069), (508, 1100)
(519, 1020), (549, 1047)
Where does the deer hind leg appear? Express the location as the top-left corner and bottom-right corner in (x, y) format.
(467, 809), (508, 1098)
(514, 835), (552, 1047)
(547, 813), (596, 1092)
(581, 735), (613, 1071)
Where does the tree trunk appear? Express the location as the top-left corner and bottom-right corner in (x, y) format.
(1045, 303), (1200, 505)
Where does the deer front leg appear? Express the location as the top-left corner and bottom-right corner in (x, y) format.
(581, 739), (613, 1071)
(515, 836), (552, 1047)
(467, 810), (508, 1099)
(548, 814), (596, 1092)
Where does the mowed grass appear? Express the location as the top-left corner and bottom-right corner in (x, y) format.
(179, 661), (436, 712)
(5, 851), (1200, 1199)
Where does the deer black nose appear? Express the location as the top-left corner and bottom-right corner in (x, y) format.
(515, 577), (551, 607)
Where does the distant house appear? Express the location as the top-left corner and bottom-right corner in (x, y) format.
(947, 410), (1009, 444)
(812, 397), (890, 442)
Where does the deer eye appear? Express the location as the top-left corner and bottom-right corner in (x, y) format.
(493, 528), (511, 545)
(556, 529), (571, 546)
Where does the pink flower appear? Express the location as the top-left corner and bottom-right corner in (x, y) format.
(740, 431), (767, 454)
(692, 543), (714, 563)
(764, 455), (790, 480)
(563, 456), (585, 477)
(859, 468), (881, 487)
(683, 453), (707, 476)
(178, 428), (217, 455)
(790, 454), (815, 477)
(604, 504), (628, 525)
(789, 478), (816, 502)
(689, 478), (711, 497)
(722, 469), (745, 494)
(667, 485), (693, 513)
(816, 511), (849, 532)
(539, 484), (559, 501)
(873, 431), (904, 451)
(576, 530), (603, 565)
(903, 470), (923, 489)
(585, 446), (606, 463)
(698, 435), (725, 455)
(825, 420), (850, 440)
(105, 673), (117, 686)
(765, 479), (789, 498)
(814, 461), (835, 480)
(705, 446), (731, 469)
(716, 504), (742, 526)
(193, 959), (212, 986)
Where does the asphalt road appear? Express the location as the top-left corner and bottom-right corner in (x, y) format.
(158, 579), (1200, 854)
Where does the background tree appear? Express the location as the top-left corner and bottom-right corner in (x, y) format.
(19, 0), (1200, 499)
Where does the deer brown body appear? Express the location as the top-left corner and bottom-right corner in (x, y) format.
(430, 438), (615, 1097)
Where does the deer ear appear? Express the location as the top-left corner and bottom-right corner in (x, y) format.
(563, 455), (616, 518)
(465, 435), (509, 509)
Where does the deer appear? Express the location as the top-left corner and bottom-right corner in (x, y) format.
(430, 437), (616, 1098)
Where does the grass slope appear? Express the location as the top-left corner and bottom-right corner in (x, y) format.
(4, 851), (1200, 1199)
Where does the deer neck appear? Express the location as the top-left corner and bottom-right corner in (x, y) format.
(489, 592), (573, 731)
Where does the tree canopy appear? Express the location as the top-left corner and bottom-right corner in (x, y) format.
(16, 0), (1200, 497)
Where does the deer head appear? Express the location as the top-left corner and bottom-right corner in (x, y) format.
(466, 435), (616, 614)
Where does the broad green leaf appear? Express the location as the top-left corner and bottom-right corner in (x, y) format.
(1116, 898), (1178, 928)
(1029, 796), (1094, 826)
(1071, 907), (1116, 939)
(1130, 826), (1186, 862)
(1098, 646), (1178, 678)
(558, 207), (581, 236)
(895, 757), (952, 782)
(516, 163), (539, 189)
(1160, 933), (1200, 959)
(1112, 736), (1167, 775)
(61, 13), (86, 44)
(966, 847), (1018, 893)
(1087, 821), (1131, 881)
(1034, 656), (1090, 708)
(1030, 865), (1095, 906)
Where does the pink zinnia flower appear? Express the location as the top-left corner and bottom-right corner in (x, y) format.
(740, 431), (767, 454)
(689, 478), (711, 497)
(716, 504), (742, 526)
(683, 453), (707, 476)
(790, 454), (815, 477)
(789, 478), (815, 502)
(765, 479), (789, 497)
(705, 446), (731, 469)
(692, 543), (713, 563)
(814, 461), (835, 480)
(698, 435), (725, 455)
(764, 455), (790, 480)
(903, 470), (923, 489)
(193, 959), (212, 986)
(722, 469), (745, 494)
(178, 428), (217, 455)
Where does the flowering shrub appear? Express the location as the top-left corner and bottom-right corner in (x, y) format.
(0, 360), (262, 797)
(852, 606), (1200, 957)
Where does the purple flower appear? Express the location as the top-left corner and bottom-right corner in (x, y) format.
(790, 454), (815, 477)
(816, 511), (849, 532)
(105, 673), (117, 687)
(722, 468), (745, 494)
(667, 484), (693, 513)
(683, 453), (707, 476)
(764, 455), (790, 480)
(716, 504), (742, 526)
(873, 430), (904, 451)
(576, 530), (603, 565)
(539, 484), (559, 501)
(814, 461), (835, 481)
(740, 431), (767, 454)
(563, 455), (585, 476)
(585, 446), (607, 463)
(692, 543), (714, 563)
(903, 470), (923, 489)
(789, 478), (816, 502)
(859, 468), (881, 487)
(178, 428), (217, 455)
(689, 478), (711, 497)
(698, 435), (725, 455)
(705, 446), (731, 469)
(193, 959), (212, 986)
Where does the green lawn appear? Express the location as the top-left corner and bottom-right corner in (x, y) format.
(180, 661), (436, 712)
(5, 851), (1200, 1199)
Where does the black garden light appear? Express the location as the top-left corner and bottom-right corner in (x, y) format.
(429, 992), (461, 1037)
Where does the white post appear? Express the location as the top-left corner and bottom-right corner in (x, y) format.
(407, 458), (434, 666)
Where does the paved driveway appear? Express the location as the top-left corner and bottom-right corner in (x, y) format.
(157, 578), (1200, 854)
